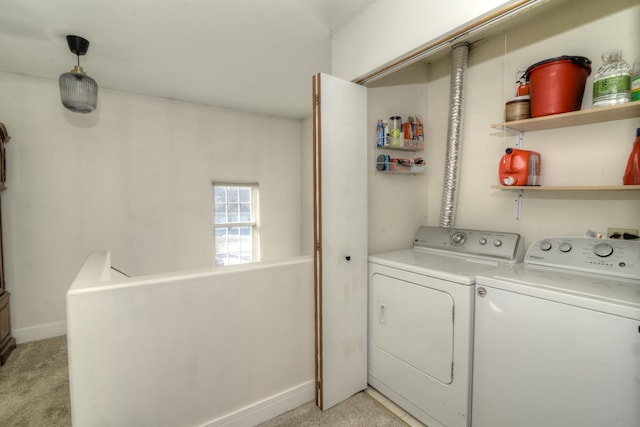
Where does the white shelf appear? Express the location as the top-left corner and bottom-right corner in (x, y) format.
(377, 165), (426, 174)
(491, 185), (640, 191)
(491, 101), (640, 218)
(492, 101), (640, 193)
(492, 100), (640, 133)
(376, 140), (424, 152)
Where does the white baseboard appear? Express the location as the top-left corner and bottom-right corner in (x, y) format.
(13, 321), (67, 344)
(203, 380), (315, 427)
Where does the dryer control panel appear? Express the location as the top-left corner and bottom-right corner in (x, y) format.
(526, 237), (640, 279)
(413, 226), (524, 263)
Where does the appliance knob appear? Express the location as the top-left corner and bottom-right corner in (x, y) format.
(493, 239), (502, 247)
(539, 240), (552, 251)
(477, 287), (487, 297)
(479, 238), (487, 245)
(559, 242), (572, 253)
(594, 242), (614, 258)
(451, 232), (467, 246)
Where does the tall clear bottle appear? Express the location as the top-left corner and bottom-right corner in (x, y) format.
(591, 49), (631, 108)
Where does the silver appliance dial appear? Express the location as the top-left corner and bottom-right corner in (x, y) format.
(451, 232), (467, 247)
(559, 242), (572, 253)
(593, 242), (614, 257)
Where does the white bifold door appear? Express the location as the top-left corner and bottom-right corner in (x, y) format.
(312, 72), (367, 410)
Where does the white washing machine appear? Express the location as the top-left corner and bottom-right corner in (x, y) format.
(473, 237), (640, 427)
(368, 226), (524, 427)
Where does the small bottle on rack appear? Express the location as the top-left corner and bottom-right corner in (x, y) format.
(631, 54), (640, 102)
(376, 119), (385, 147)
(592, 49), (631, 108)
(623, 128), (640, 185)
(383, 121), (389, 146)
(389, 116), (402, 147)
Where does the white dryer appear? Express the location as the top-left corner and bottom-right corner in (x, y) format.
(368, 226), (524, 427)
(473, 237), (640, 427)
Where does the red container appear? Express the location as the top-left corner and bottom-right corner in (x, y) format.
(525, 56), (591, 117)
(623, 128), (640, 185)
(499, 148), (541, 186)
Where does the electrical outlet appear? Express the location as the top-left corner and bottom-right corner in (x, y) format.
(607, 228), (639, 239)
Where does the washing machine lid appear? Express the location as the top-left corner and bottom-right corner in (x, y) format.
(477, 263), (640, 319)
(369, 249), (504, 285)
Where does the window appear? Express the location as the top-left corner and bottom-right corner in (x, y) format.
(213, 183), (259, 266)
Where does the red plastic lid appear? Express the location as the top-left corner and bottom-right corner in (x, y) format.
(525, 55), (592, 80)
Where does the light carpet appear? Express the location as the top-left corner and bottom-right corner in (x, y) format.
(0, 335), (70, 426)
(0, 336), (407, 426)
(259, 392), (407, 426)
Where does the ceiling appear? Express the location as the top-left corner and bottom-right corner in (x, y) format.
(0, 0), (377, 119)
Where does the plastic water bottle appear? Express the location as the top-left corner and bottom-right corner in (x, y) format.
(592, 50), (631, 108)
(631, 54), (640, 102)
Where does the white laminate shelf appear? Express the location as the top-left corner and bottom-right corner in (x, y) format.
(491, 100), (640, 133)
(491, 185), (640, 191)
(376, 141), (424, 152)
(492, 101), (640, 194)
(377, 165), (426, 174)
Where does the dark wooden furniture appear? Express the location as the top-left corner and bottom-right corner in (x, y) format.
(0, 122), (15, 365)
(0, 290), (15, 365)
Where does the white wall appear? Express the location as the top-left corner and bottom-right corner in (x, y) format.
(366, 64), (430, 254)
(332, 0), (524, 82)
(0, 73), (304, 341)
(363, 0), (640, 254)
(67, 252), (314, 426)
(3, 0), (638, 347)
(422, 0), (640, 246)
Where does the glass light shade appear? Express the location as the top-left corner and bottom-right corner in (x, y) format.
(59, 65), (98, 113)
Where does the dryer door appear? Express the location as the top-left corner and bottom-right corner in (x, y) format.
(371, 273), (454, 383)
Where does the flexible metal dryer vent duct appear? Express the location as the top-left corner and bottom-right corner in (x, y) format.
(439, 42), (469, 228)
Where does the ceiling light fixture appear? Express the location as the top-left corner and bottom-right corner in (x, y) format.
(59, 35), (98, 113)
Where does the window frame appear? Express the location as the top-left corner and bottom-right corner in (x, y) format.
(212, 182), (260, 267)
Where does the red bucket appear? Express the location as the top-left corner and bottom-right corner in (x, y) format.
(525, 56), (591, 117)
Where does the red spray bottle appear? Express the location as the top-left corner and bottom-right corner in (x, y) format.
(623, 128), (640, 185)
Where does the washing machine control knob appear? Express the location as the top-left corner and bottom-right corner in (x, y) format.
(477, 287), (487, 297)
(539, 240), (552, 251)
(493, 239), (502, 247)
(451, 232), (467, 246)
(559, 242), (572, 253)
(479, 238), (487, 245)
(593, 242), (614, 257)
